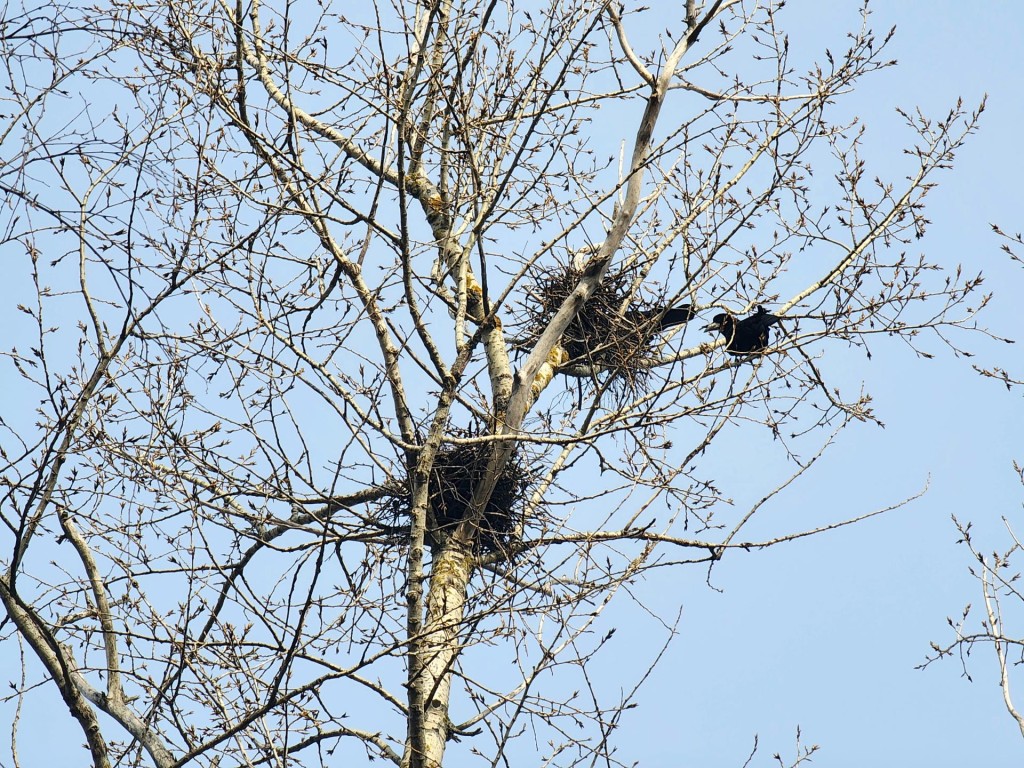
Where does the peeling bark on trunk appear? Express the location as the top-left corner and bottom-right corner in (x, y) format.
(412, 544), (473, 768)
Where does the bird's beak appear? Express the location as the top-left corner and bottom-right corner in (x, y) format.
(702, 321), (722, 333)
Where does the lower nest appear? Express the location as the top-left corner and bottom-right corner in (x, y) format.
(385, 432), (533, 554)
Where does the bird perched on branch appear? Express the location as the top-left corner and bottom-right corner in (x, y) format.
(703, 305), (781, 354)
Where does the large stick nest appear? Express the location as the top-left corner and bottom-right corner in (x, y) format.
(518, 261), (672, 393)
(385, 426), (534, 554)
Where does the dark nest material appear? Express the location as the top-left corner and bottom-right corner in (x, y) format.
(384, 426), (534, 554)
(520, 261), (669, 394)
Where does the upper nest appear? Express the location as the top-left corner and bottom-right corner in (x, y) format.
(519, 261), (676, 391)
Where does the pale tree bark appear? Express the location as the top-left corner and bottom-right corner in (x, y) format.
(925, 502), (1024, 741)
(0, 1), (1009, 767)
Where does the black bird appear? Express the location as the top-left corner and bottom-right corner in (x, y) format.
(703, 305), (781, 354)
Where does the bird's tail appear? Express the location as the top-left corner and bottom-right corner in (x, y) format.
(658, 305), (696, 329)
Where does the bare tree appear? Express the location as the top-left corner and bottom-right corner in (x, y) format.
(923, 227), (1024, 743)
(0, 1), (998, 766)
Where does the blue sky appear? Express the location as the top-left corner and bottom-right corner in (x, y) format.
(616, 3), (1024, 764)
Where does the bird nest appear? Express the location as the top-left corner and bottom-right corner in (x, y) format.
(519, 261), (668, 392)
(384, 426), (533, 554)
